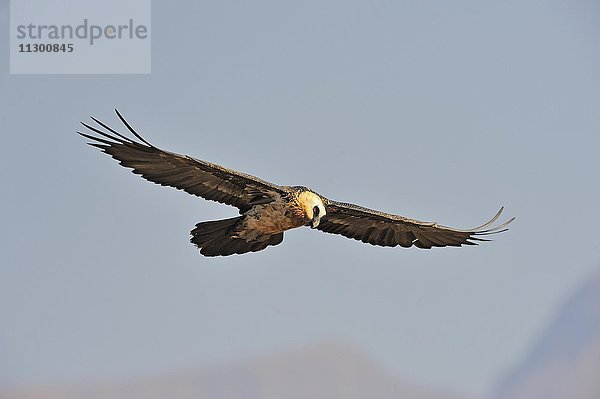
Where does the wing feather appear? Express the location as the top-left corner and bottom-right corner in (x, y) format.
(79, 110), (286, 211)
(317, 199), (514, 249)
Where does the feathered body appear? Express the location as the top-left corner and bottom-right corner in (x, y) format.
(79, 110), (514, 257)
(188, 188), (323, 256)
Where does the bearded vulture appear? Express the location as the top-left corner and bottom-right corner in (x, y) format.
(79, 110), (514, 257)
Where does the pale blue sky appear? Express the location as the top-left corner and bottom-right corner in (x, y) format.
(1, 0), (600, 396)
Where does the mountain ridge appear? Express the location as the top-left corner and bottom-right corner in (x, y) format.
(0, 340), (473, 399)
(492, 268), (600, 399)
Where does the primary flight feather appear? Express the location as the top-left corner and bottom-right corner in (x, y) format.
(79, 110), (514, 257)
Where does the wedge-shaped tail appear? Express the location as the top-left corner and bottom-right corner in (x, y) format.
(190, 217), (284, 257)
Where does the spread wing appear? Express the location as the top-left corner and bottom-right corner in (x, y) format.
(78, 110), (287, 212)
(317, 200), (514, 248)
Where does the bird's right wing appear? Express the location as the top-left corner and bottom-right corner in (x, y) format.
(318, 200), (514, 248)
(79, 110), (287, 212)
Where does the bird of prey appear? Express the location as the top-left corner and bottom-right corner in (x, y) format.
(79, 110), (514, 257)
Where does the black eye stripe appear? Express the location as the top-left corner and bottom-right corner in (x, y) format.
(313, 206), (320, 216)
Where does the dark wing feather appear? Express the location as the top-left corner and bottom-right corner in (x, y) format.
(317, 199), (514, 249)
(79, 110), (286, 211)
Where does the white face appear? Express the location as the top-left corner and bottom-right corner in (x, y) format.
(298, 192), (326, 228)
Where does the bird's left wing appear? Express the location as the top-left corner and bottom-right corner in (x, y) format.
(317, 199), (514, 248)
(79, 110), (287, 212)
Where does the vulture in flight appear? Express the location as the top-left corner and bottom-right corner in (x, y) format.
(79, 110), (514, 257)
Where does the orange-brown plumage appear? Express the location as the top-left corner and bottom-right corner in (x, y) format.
(79, 110), (514, 257)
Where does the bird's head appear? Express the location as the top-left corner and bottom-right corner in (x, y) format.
(297, 191), (326, 229)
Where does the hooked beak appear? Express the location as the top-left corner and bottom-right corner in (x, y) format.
(311, 216), (320, 229)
